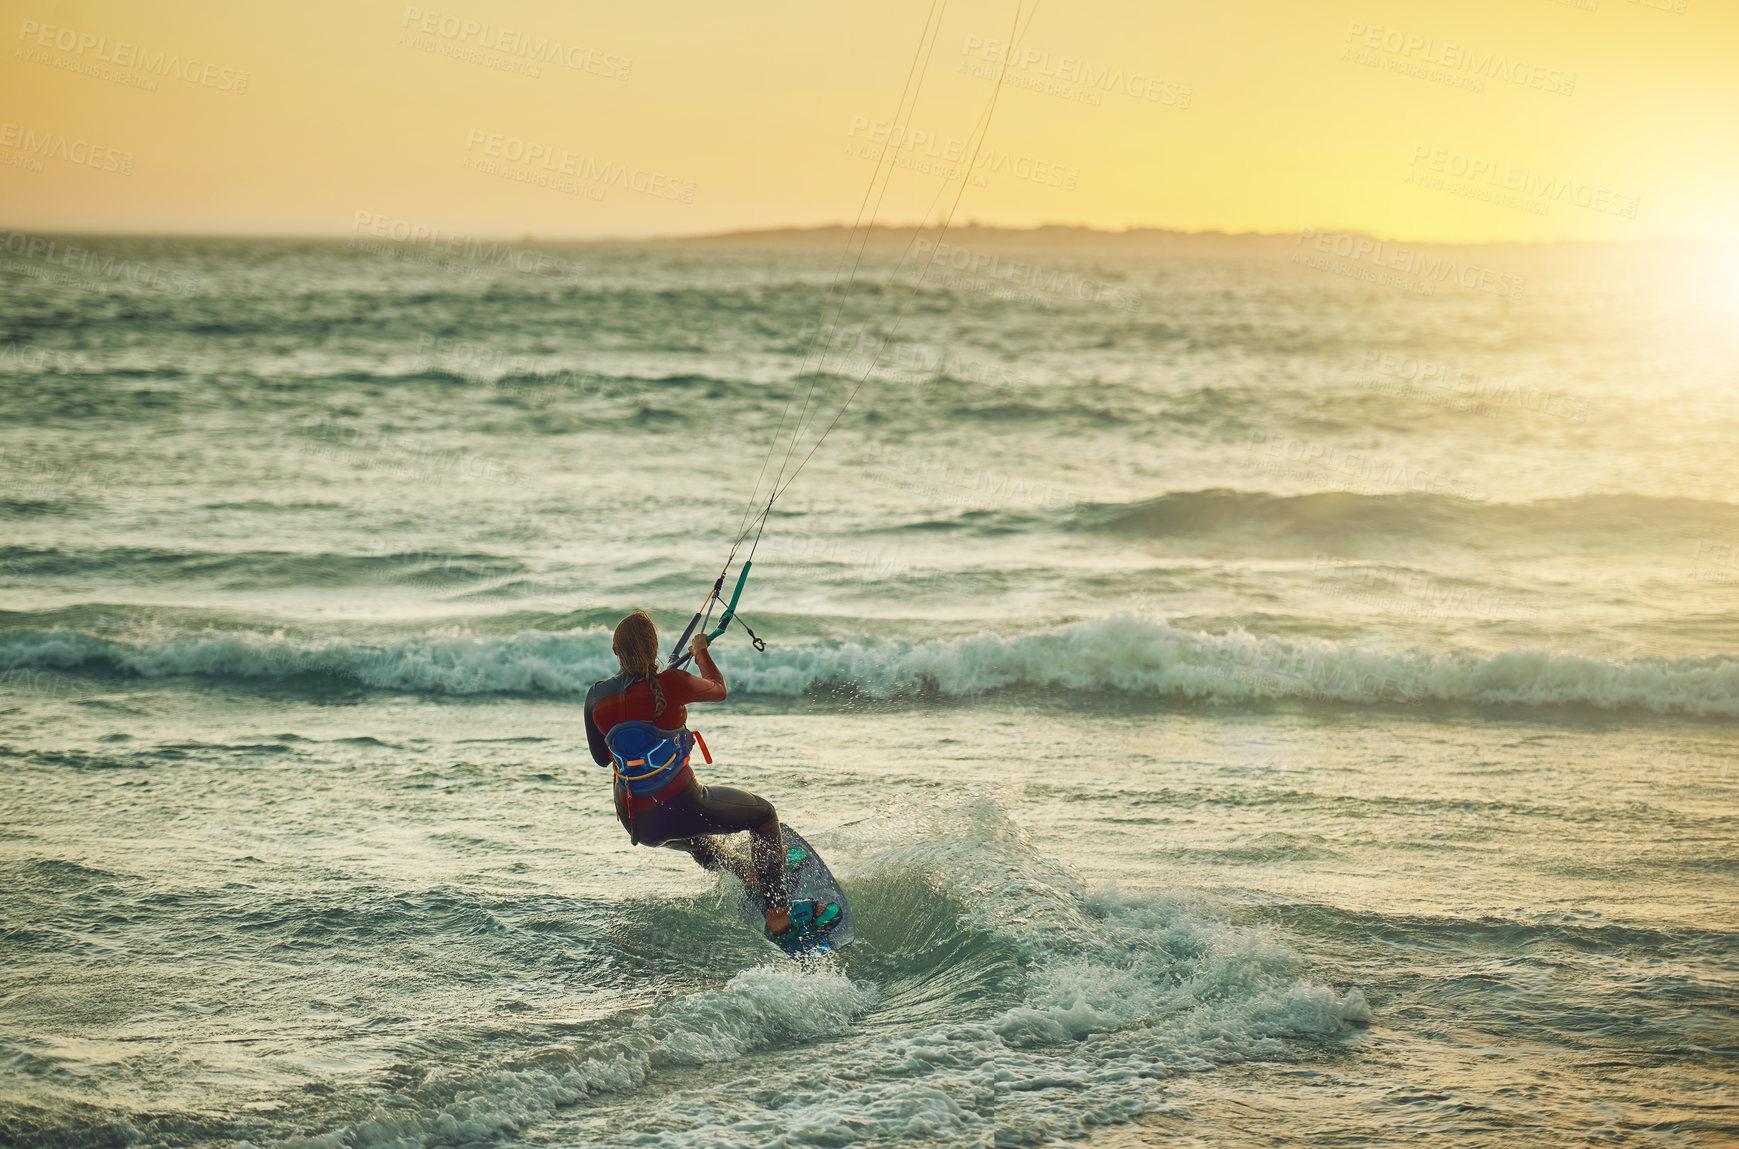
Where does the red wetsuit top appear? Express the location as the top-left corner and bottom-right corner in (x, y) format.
(586, 649), (725, 743)
(584, 650), (727, 808)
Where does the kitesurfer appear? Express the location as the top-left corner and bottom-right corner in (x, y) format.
(585, 610), (840, 944)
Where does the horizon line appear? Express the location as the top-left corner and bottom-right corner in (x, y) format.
(0, 220), (1725, 250)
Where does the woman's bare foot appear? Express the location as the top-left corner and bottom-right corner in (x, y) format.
(764, 906), (791, 935)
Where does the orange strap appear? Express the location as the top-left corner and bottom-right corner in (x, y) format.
(694, 731), (712, 764)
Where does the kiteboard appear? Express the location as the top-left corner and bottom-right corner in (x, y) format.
(738, 824), (854, 957)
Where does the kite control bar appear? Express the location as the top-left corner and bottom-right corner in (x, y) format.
(669, 562), (764, 670)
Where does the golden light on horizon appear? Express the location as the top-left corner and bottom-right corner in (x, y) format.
(1, 0), (1736, 243)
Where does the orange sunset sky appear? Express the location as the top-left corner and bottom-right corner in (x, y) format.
(2, 0), (1736, 243)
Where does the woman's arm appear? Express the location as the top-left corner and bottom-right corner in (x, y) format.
(676, 634), (727, 703)
(582, 683), (611, 766)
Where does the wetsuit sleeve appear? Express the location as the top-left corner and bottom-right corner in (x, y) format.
(583, 682), (610, 767)
(667, 647), (727, 705)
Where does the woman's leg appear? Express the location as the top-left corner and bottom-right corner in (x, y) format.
(634, 782), (789, 914)
(660, 835), (756, 887)
(686, 785), (788, 911)
(691, 786), (788, 909)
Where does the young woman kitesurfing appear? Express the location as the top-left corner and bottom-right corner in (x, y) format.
(580, 0), (1035, 953)
(584, 610), (838, 948)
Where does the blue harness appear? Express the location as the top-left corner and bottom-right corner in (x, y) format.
(605, 721), (696, 797)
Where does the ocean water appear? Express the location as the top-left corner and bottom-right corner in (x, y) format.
(2, 233), (1736, 1148)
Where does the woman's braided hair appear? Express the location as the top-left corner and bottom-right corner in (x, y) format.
(613, 610), (666, 720)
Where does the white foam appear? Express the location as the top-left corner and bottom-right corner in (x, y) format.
(274, 963), (873, 1149)
(262, 797), (1367, 1149)
(650, 965), (876, 1065)
(7, 613), (1737, 716)
(597, 797), (1372, 1147)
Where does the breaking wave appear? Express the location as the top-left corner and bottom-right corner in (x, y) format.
(4, 614), (1735, 718)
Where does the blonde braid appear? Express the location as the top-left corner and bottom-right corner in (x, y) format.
(614, 610), (667, 720)
(644, 655), (666, 721)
